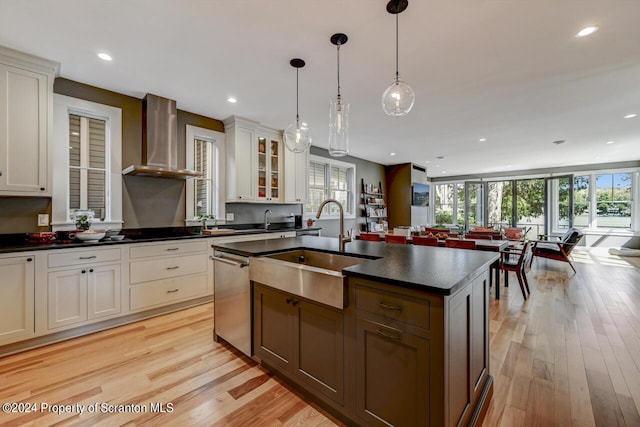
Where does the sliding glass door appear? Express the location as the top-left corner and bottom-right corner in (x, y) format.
(515, 178), (545, 239)
(465, 182), (486, 228)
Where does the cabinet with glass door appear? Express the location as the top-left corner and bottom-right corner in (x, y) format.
(257, 135), (282, 201)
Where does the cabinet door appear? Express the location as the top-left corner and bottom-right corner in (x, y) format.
(356, 318), (430, 427)
(0, 63), (48, 195)
(0, 256), (35, 345)
(48, 268), (88, 329)
(284, 148), (308, 203)
(257, 136), (282, 201)
(253, 284), (293, 372)
(293, 299), (344, 405)
(447, 272), (489, 427)
(233, 126), (255, 200)
(88, 264), (121, 320)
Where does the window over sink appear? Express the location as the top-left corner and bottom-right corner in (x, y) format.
(51, 95), (122, 230)
(305, 155), (356, 219)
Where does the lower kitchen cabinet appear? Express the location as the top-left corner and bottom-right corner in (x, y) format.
(254, 283), (344, 405)
(47, 263), (121, 329)
(355, 317), (430, 427)
(0, 255), (35, 345)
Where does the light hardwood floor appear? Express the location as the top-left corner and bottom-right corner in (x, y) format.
(0, 249), (639, 426)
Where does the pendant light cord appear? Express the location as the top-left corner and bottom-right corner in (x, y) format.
(395, 12), (399, 81)
(337, 43), (341, 98)
(295, 68), (300, 122)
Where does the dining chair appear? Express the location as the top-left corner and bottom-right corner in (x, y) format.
(504, 227), (525, 242)
(412, 236), (439, 246)
(385, 234), (407, 244)
(445, 239), (476, 250)
(465, 233), (493, 240)
(500, 241), (531, 300)
(359, 232), (381, 242)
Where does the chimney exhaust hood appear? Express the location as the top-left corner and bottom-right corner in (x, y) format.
(122, 94), (202, 179)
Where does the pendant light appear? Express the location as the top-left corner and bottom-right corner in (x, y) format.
(381, 0), (415, 117)
(284, 58), (312, 153)
(329, 33), (349, 157)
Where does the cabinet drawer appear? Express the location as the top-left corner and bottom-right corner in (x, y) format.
(130, 253), (208, 284)
(129, 240), (208, 259)
(355, 284), (430, 331)
(130, 273), (209, 311)
(48, 248), (121, 268)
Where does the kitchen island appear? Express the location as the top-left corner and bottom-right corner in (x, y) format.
(213, 236), (496, 427)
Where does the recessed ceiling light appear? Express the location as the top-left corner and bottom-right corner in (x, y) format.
(606, 140), (615, 145)
(442, 171), (446, 174)
(425, 160), (430, 164)
(435, 164), (440, 168)
(553, 140), (566, 145)
(624, 113), (637, 119)
(575, 26), (599, 38)
(390, 152), (396, 156)
(479, 138), (486, 142)
(506, 165), (512, 168)
(97, 52), (112, 61)
(227, 97), (237, 103)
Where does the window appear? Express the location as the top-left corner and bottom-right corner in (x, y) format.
(434, 184), (454, 225)
(69, 115), (106, 219)
(52, 95), (122, 230)
(305, 155), (355, 217)
(573, 175), (589, 227)
(595, 172), (632, 229)
(185, 125), (226, 221)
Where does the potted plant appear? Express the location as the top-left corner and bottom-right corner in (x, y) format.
(197, 214), (217, 231)
(75, 214), (91, 231)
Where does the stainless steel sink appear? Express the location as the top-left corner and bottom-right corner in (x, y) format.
(249, 250), (370, 309)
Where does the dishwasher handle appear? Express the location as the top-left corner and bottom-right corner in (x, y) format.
(211, 254), (249, 268)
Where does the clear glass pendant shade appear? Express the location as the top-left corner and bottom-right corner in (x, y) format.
(382, 77), (415, 117)
(284, 119), (312, 153)
(328, 98), (349, 157)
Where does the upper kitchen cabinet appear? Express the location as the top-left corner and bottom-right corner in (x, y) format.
(0, 46), (58, 196)
(224, 116), (284, 203)
(284, 148), (308, 203)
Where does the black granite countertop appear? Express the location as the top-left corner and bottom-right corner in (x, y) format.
(0, 226), (321, 254)
(212, 236), (498, 295)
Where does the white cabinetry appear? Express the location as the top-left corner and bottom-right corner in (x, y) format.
(47, 248), (121, 330)
(0, 255), (35, 345)
(0, 46), (58, 196)
(128, 240), (211, 311)
(284, 149), (308, 203)
(224, 116), (284, 202)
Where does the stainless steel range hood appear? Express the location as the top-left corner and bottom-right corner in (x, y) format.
(122, 94), (202, 179)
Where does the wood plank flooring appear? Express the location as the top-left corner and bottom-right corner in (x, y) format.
(0, 248), (638, 426)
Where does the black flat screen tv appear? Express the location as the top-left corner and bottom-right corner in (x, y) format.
(412, 183), (430, 207)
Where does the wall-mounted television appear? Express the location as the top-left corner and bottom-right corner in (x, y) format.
(412, 183), (430, 207)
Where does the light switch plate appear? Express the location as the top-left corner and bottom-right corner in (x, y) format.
(225, 213), (234, 221)
(38, 213), (49, 226)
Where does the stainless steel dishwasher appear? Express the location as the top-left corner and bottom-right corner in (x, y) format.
(212, 250), (251, 357)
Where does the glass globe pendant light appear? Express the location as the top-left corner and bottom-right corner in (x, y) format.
(284, 58), (312, 153)
(329, 33), (349, 157)
(382, 0), (415, 117)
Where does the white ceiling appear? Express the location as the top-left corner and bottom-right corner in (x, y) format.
(1, 0), (639, 177)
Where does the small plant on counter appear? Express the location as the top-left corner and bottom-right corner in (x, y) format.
(197, 214), (217, 230)
(75, 214), (91, 231)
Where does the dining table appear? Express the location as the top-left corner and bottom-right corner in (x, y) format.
(373, 234), (508, 298)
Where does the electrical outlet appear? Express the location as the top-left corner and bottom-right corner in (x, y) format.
(225, 213), (234, 221)
(37, 213), (49, 226)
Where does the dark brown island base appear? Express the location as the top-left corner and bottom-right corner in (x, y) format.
(213, 236), (496, 427)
